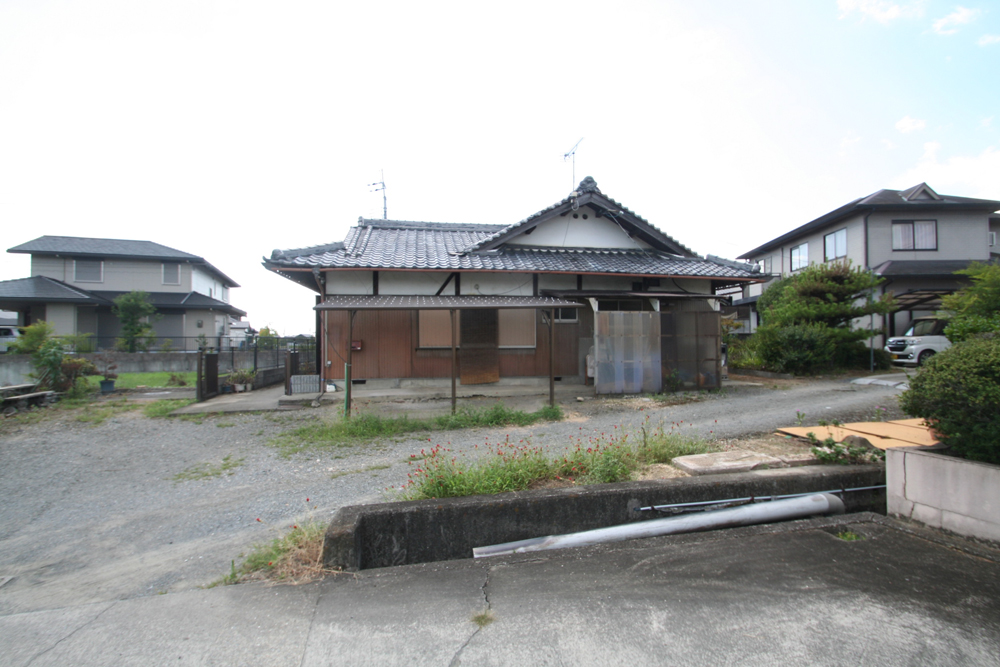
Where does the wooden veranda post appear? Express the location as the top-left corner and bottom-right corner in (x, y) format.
(345, 310), (355, 419)
(450, 308), (457, 414)
(548, 309), (555, 408)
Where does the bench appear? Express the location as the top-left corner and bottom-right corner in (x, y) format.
(1, 390), (56, 409)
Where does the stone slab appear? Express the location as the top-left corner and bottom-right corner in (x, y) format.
(671, 450), (783, 475)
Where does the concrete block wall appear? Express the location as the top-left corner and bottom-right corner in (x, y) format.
(324, 464), (886, 571)
(887, 448), (1000, 543)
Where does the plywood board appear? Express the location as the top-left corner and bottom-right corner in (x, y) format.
(460, 309), (499, 385)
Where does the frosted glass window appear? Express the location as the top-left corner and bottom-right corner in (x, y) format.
(893, 220), (937, 250)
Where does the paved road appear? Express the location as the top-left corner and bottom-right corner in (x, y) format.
(3, 515), (998, 666)
(0, 378), (902, 615)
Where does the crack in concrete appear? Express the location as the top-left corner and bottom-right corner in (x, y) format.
(448, 565), (492, 667)
(297, 585), (324, 667)
(24, 600), (117, 666)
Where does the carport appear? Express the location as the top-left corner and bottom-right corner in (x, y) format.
(314, 294), (582, 416)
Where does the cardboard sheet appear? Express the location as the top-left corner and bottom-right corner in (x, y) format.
(777, 419), (939, 450)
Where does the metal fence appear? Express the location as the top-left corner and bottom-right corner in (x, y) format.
(72, 335), (316, 374)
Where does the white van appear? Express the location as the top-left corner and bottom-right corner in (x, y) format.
(884, 318), (951, 367)
(0, 326), (21, 353)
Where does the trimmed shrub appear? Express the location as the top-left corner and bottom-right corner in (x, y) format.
(899, 336), (1000, 464)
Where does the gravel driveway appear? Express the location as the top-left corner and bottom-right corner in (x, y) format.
(0, 377), (902, 615)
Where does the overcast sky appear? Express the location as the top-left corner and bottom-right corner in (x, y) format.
(2, 0), (998, 335)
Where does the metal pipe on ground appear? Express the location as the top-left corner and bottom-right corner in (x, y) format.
(473, 493), (845, 559)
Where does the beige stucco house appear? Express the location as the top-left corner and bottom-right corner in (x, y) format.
(0, 236), (245, 350)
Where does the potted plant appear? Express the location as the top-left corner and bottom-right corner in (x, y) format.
(94, 353), (119, 395)
(230, 368), (257, 392)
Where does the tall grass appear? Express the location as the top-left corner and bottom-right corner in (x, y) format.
(269, 403), (563, 457)
(397, 417), (718, 500)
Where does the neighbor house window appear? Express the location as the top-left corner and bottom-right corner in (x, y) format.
(74, 260), (103, 282)
(162, 262), (181, 285)
(755, 257), (771, 274)
(499, 309), (536, 347)
(892, 220), (937, 250)
(418, 310), (457, 348)
(790, 243), (808, 271)
(824, 228), (847, 261)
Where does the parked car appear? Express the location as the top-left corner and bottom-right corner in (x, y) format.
(0, 326), (22, 353)
(884, 318), (951, 367)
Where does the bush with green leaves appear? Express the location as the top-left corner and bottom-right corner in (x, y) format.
(940, 262), (1000, 343)
(899, 335), (1000, 464)
(7, 321), (56, 356)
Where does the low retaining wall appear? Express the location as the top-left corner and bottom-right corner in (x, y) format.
(0, 355), (34, 386)
(887, 447), (1000, 543)
(323, 464), (885, 571)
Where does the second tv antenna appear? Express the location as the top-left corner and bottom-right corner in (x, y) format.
(563, 138), (583, 188)
(369, 169), (387, 220)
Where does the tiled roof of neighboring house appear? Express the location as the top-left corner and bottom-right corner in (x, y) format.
(90, 291), (247, 317)
(8, 236), (240, 287)
(0, 276), (110, 305)
(739, 183), (1000, 259)
(872, 259), (988, 277)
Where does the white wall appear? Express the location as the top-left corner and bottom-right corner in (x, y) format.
(192, 267), (230, 302)
(888, 447), (1000, 543)
(509, 215), (652, 250)
(867, 211), (992, 266)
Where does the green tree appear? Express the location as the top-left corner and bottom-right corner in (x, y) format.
(752, 261), (894, 374)
(113, 291), (160, 352)
(7, 321), (56, 355)
(939, 262), (1000, 343)
(257, 326), (279, 350)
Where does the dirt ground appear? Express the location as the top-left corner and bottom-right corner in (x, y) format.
(0, 376), (903, 614)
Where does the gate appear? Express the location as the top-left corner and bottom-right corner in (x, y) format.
(197, 351), (219, 401)
(594, 312), (662, 394)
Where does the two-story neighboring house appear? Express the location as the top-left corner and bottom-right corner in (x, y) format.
(733, 183), (1000, 342)
(0, 236), (245, 349)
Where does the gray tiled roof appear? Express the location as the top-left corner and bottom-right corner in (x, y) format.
(91, 291), (247, 317)
(8, 236), (240, 287)
(266, 222), (754, 279)
(739, 183), (1000, 259)
(0, 276), (109, 304)
(871, 259), (987, 277)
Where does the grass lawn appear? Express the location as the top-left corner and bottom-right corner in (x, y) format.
(83, 371), (196, 389)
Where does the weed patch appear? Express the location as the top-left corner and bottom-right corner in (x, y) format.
(330, 464), (391, 479)
(471, 610), (495, 627)
(144, 399), (196, 418)
(75, 399), (138, 425)
(269, 403), (563, 457)
(212, 521), (337, 586)
(84, 371), (196, 389)
(836, 530), (864, 541)
(172, 455), (245, 483)
(396, 419), (717, 500)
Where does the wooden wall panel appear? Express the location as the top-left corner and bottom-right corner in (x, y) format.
(377, 310), (413, 378)
(325, 311), (349, 380)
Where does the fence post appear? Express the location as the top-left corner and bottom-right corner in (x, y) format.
(196, 349), (204, 402)
(285, 350), (292, 396)
(253, 342), (258, 375)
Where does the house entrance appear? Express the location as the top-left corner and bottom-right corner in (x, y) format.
(459, 309), (499, 385)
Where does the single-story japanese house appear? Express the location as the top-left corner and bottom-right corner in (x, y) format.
(263, 177), (763, 395)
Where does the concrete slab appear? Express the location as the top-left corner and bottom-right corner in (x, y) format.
(170, 384), (291, 414)
(672, 449), (783, 475)
(851, 373), (910, 390)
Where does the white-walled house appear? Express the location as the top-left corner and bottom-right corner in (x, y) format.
(734, 183), (1000, 341)
(0, 236), (246, 349)
(264, 177), (763, 393)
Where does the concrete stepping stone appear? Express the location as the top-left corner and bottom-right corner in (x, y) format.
(672, 450), (784, 476)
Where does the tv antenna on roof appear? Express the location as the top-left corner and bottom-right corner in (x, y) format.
(369, 169), (387, 220)
(563, 138), (584, 189)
